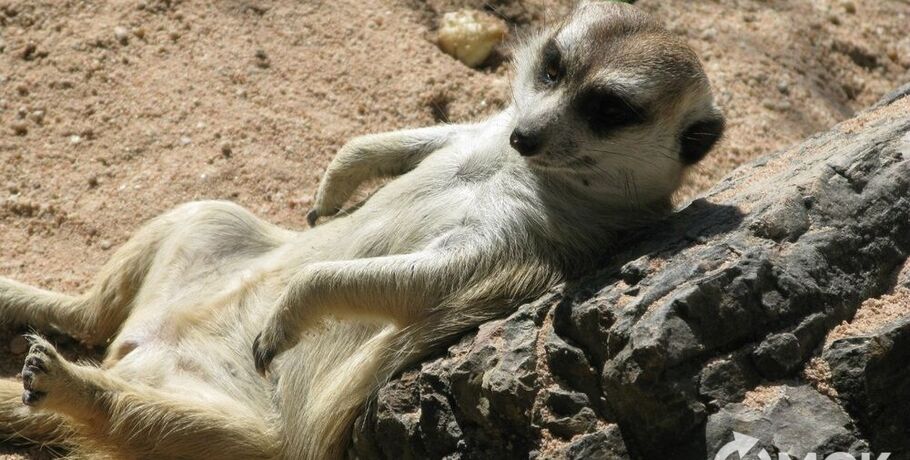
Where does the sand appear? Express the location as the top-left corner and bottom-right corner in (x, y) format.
(1, 0), (909, 457)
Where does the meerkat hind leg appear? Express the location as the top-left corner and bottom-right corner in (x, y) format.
(19, 336), (277, 459)
(0, 206), (183, 344)
(1, 200), (275, 346)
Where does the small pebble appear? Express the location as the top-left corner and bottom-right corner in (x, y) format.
(254, 49), (270, 68)
(221, 143), (233, 157)
(100, 240), (113, 250)
(20, 42), (37, 60)
(88, 176), (99, 188)
(9, 335), (28, 355)
(180, 136), (192, 145)
(29, 109), (45, 124)
(436, 9), (508, 68)
(761, 99), (791, 112)
(11, 120), (28, 136)
(70, 134), (83, 144)
(842, 1), (856, 14)
(777, 79), (790, 95)
(114, 26), (130, 45)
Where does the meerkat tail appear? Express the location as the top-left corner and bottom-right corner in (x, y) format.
(295, 326), (398, 459)
(280, 311), (490, 459)
(277, 323), (436, 459)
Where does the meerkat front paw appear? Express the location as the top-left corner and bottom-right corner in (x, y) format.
(305, 203), (340, 227)
(20, 336), (68, 408)
(252, 322), (292, 376)
(305, 208), (322, 227)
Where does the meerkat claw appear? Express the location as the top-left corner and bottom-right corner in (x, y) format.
(306, 209), (319, 227)
(252, 332), (275, 376)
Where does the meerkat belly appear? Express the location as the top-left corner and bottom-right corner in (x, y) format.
(106, 247), (287, 375)
(106, 271), (283, 404)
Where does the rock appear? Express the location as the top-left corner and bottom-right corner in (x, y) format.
(551, 424), (630, 460)
(751, 332), (802, 379)
(706, 385), (869, 458)
(824, 317), (910, 456)
(700, 28), (717, 42)
(254, 49), (270, 69)
(20, 42), (37, 60)
(114, 26), (130, 45)
(842, 1), (857, 14)
(436, 10), (507, 68)
(10, 120), (28, 136)
(761, 98), (791, 112)
(28, 109), (45, 124)
(699, 352), (760, 407)
(351, 89), (910, 457)
(538, 391), (598, 438)
(777, 79), (790, 95)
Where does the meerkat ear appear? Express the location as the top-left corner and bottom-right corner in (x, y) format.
(679, 115), (725, 165)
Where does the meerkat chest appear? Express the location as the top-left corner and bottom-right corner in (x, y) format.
(345, 148), (527, 255)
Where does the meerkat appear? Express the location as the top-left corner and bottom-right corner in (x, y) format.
(0, 2), (723, 459)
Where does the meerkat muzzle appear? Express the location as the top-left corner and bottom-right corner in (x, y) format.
(510, 128), (543, 156)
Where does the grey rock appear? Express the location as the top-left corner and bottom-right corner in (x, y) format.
(751, 332), (802, 379)
(535, 387), (598, 438)
(824, 317), (910, 457)
(699, 352), (761, 407)
(351, 90), (910, 458)
(705, 385), (869, 459)
(557, 425), (630, 460)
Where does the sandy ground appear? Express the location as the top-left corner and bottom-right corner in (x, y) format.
(1, 0), (908, 457)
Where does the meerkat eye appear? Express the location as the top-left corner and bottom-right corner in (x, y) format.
(544, 62), (560, 83)
(539, 40), (563, 86)
(577, 89), (646, 135)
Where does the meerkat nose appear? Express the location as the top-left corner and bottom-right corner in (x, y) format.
(510, 128), (543, 157)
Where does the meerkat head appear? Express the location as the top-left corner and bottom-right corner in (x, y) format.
(509, 1), (724, 207)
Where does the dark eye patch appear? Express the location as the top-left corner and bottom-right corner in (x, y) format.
(576, 89), (647, 136)
(679, 116), (725, 165)
(538, 39), (563, 87)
